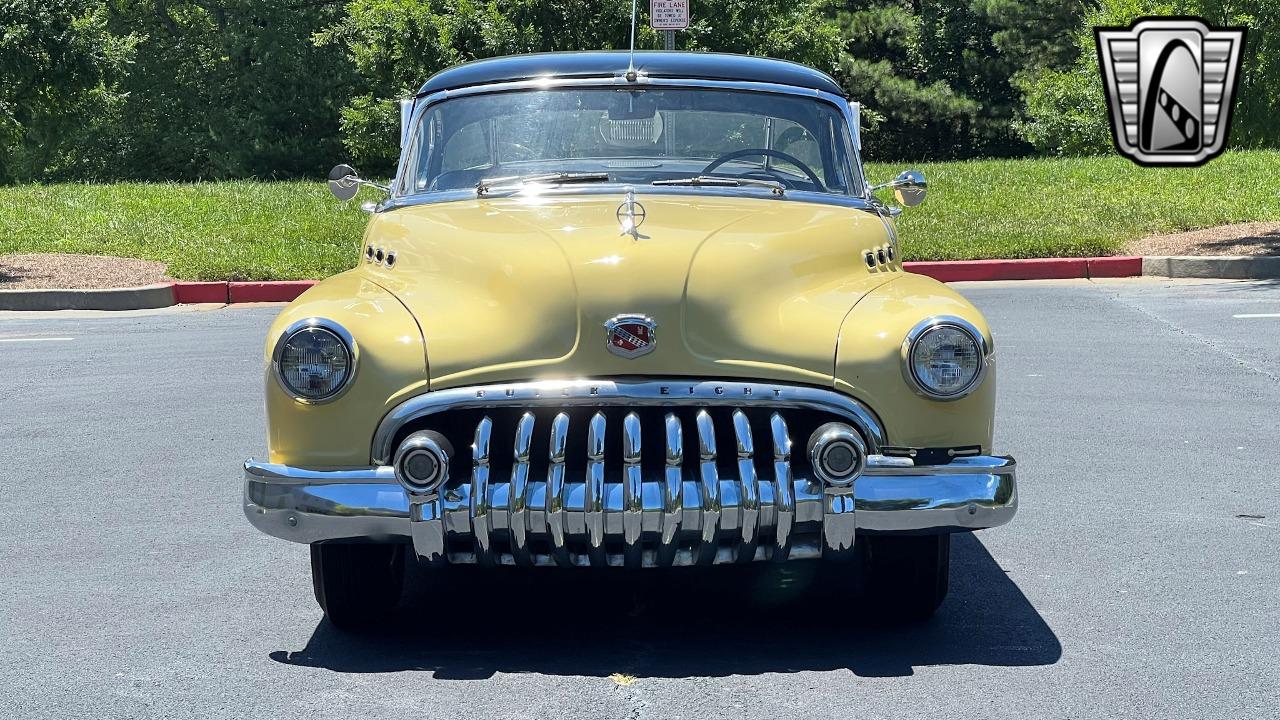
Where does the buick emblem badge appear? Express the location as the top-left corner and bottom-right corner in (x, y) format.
(1096, 17), (1246, 166)
(605, 314), (656, 358)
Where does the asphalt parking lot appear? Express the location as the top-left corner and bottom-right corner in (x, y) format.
(2, 277), (1277, 720)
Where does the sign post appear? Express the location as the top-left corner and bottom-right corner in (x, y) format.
(650, 0), (688, 50)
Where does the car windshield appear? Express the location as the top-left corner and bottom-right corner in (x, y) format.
(401, 87), (862, 196)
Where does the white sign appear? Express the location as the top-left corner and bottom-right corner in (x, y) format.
(650, 0), (689, 30)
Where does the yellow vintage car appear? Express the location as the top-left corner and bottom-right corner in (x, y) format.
(243, 51), (1016, 628)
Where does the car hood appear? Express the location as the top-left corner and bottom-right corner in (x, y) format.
(362, 191), (900, 390)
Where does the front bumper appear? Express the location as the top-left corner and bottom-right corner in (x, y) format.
(243, 453), (1016, 567)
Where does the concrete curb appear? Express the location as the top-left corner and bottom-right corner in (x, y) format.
(0, 283), (175, 311)
(1141, 255), (1280, 280)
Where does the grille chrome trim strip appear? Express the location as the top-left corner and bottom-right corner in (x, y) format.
(770, 412), (795, 562)
(622, 412), (644, 567)
(659, 413), (684, 567)
(371, 379), (885, 465)
(470, 416), (494, 566)
(694, 410), (721, 566)
(733, 410), (760, 563)
(509, 412), (535, 566)
(585, 412), (607, 566)
(546, 412), (571, 567)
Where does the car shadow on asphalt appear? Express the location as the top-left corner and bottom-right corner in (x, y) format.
(269, 532), (1060, 678)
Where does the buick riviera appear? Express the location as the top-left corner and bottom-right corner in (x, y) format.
(243, 51), (1018, 629)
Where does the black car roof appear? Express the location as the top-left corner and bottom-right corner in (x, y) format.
(416, 51), (846, 97)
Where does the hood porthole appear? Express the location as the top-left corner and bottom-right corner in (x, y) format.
(365, 245), (375, 261)
(385, 251), (397, 268)
(877, 248), (887, 265)
(865, 252), (876, 268)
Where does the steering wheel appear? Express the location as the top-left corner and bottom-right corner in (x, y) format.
(701, 148), (825, 190)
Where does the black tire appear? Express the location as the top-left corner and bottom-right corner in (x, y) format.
(310, 542), (405, 631)
(861, 533), (950, 621)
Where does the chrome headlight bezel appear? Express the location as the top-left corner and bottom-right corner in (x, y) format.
(271, 318), (358, 404)
(900, 316), (989, 401)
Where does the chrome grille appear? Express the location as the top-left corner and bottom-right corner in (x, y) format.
(394, 380), (881, 568)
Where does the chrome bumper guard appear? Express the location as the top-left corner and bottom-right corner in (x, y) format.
(244, 452), (1016, 568)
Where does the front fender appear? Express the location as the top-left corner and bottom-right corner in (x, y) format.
(835, 273), (997, 451)
(263, 271), (427, 467)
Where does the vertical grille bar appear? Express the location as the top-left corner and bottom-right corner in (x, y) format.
(770, 412), (794, 562)
(509, 412), (535, 566)
(694, 409), (721, 565)
(659, 413), (683, 567)
(546, 412), (571, 567)
(585, 412), (607, 566)
(471, 416), (494, 566)
(732, 410), (759, 562)
(622, 412), (644, 567)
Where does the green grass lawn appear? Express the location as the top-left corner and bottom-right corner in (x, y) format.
(2, 150), (1278, 280)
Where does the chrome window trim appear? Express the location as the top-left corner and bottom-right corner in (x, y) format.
(370, 378), (887, 465)
(385, 75), (869, 211)
(899, 315), (990, 401)
(271, 318), (359, 405)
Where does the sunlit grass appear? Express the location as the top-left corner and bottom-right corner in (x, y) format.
(2, 150), (1278, 278)
(869, 150), (1280, 260)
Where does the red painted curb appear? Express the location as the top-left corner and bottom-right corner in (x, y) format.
(904, 258), (1090, 282)
(172, 281), (229, 304)
(1086, 256), (1143, 278)
(228, 280), (317, 303)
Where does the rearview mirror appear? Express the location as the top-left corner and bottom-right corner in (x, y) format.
(608, 91), (658, 120)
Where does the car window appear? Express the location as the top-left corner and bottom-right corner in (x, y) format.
(409, 87), (862, 196)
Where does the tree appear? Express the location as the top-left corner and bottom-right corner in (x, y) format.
(320, 0), (841, 172)
(101, 0), (356, 179)
(836, 0), (1045, 161)
(1016, 0), (1280, 154)
(0, 1), (136, 182)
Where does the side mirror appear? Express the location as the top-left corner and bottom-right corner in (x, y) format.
(871, 169), (927, 208)
(328, 164), (361, 202)
(327, 164), (391, 204)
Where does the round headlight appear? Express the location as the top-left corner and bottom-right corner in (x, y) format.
(273, 321), (354, 402)
(904, 319), (986, 399)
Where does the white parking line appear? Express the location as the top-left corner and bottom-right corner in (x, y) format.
(0, 337), (75, 343)
(1232, 313), (1280, 319)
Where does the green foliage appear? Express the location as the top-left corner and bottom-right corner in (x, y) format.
(101, 0), (357, 180)
(2, 0), (1277, 181)
(0, 1), (136, 182)
(881, 150), (1280, 260)
(1017, 0), (1280, 155)
(837, 0), (1085, 161)
(322, 0), (841, 172)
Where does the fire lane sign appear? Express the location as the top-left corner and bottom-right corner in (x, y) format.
(650, 0), (689, 30)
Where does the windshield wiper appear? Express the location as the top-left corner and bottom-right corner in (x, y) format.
(652, 175), (785, 196)
(476, 171), (611, 196)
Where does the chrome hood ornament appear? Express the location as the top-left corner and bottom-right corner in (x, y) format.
(617, 188), (648, 240)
